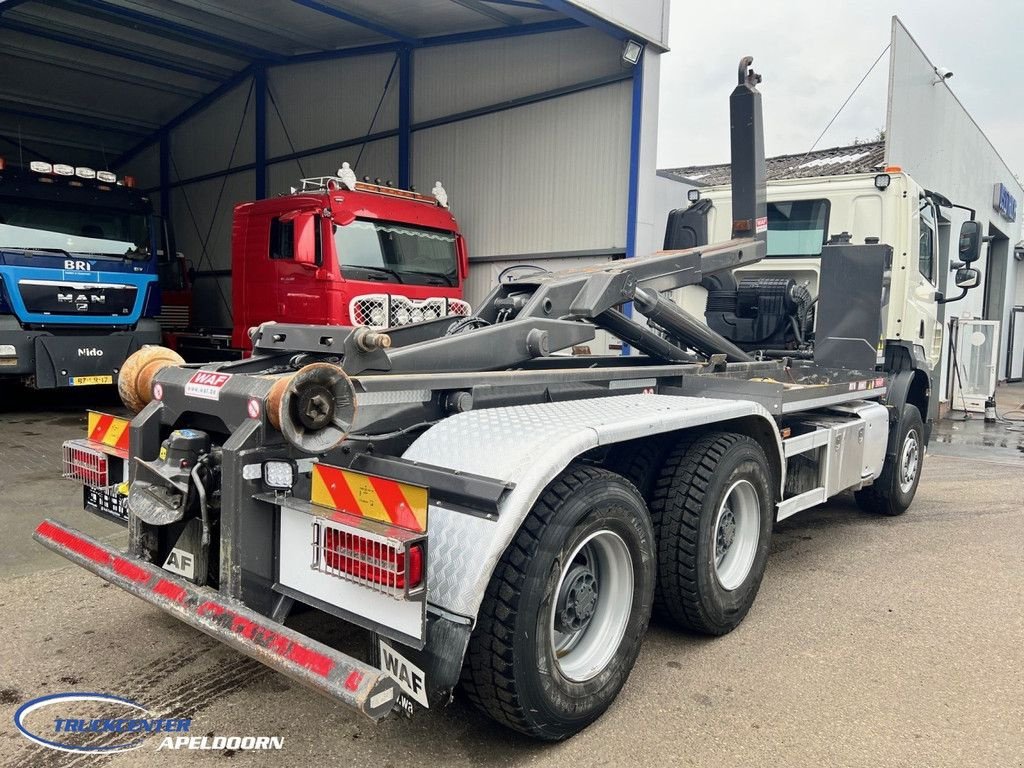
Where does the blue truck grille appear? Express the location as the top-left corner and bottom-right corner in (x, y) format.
(19, 279), (136, 317)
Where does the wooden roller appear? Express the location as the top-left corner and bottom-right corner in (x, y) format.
(118, 346), (185, 413)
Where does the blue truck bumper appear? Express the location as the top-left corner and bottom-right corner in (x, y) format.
(0, 317), (161, 388)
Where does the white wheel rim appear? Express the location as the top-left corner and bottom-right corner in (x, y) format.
(549, 530), (634, 683)
(899, 429), (920, 494)
(713, 479), (760, 591)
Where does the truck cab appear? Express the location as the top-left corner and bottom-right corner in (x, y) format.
(228, 176), (470, 351)
(0, 159), (171, 388)
(671, 170), (978, 373)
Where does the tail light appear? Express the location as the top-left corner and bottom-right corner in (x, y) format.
(313, 522), (424, 596)
(62, 440), (109, 487)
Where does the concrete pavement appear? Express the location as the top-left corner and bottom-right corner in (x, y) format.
(1, 394), (1021, 767)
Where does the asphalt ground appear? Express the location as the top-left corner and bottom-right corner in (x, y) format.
(1, 386), (1022, 767)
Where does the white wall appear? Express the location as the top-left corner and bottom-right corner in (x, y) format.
(574, 0), (670, 49)
(886, 16), (1023, 388)
(412, 28), (632, 269)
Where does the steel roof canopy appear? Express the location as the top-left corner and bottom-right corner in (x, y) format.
(0, 0), (656, 168)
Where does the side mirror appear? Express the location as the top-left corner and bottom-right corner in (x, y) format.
(958, 220), (982, 263)
(293, 213), (318, 267)
(954, 266), (980, 289)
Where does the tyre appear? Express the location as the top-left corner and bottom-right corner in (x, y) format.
(855, 403), (924, 516)
(461, 465), (655, 740)
(605, 436), (673, 499)
(649, 431), (774, 636)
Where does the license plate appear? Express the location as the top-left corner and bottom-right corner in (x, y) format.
(71, 375), (113, 386)
(84, 485), (128, 525)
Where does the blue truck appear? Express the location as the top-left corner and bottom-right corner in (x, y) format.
(0, 159), (179, 388)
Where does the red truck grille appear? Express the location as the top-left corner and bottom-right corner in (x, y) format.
(349, 294), (471, 329)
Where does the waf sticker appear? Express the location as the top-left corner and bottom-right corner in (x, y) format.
(755, 215), (768, 234)
(184, 371), (232, 401)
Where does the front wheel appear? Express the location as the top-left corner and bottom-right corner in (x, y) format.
(855, 403), (924, 516)
(461, 465), (655, 740)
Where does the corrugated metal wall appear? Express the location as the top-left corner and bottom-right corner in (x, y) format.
(412, 28), (631, 307)
(122, 27), (634, 325)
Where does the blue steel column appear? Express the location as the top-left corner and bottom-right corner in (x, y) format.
(254, 65), (267, 199)
(159, 130), (170, 223)
(398, 46), (412, 188)
(621, 54), (644, 354)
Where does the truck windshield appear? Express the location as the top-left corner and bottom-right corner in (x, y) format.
(334, 219), (457, 286)
(766, 199), (830, 258)
(0, 198), (151, 259)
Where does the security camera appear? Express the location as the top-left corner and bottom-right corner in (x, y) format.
(932, 66), (954, 84)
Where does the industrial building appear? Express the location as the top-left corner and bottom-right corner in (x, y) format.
(0, 0), (670, 327)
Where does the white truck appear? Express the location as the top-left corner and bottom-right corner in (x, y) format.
(37, 60), (983, 741)
(665, 166), (985, 432)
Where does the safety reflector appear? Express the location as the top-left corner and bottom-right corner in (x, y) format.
(62, 440), (109, 487)
(87, 411), (130, 455)
(311, 464), (427, 533)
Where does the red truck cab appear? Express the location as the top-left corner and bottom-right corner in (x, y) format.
(172, 175), (465, 353)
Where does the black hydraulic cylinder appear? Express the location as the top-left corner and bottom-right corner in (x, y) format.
(594, 308), (695, 363)
(730, 57), (767, 245)
(633, 288), (753, 363)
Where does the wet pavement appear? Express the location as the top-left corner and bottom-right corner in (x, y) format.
(931, 382), (1024, 464)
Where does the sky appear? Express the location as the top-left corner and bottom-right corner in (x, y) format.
(656, 0), (1024, 177)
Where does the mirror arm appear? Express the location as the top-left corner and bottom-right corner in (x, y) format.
(937, 287), (969, 305)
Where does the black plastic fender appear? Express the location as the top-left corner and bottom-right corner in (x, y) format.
(881, 368), (932, 448)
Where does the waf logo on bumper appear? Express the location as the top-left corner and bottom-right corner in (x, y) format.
(14, 692), (189, 753)
(184, 371), (232, 400)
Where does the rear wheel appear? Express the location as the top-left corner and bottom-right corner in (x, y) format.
(461, 465), (655, 740)
(855, 404), (924, 516)
(649, 432), (774, 635)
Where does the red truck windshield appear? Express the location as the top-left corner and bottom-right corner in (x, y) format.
(334, 219), (457, 286)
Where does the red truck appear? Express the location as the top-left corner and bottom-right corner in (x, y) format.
(167, 173), (470, 360)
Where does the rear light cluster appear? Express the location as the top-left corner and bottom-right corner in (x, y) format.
(349, 294), (471, 329)
(313, 522), (424, 596)
(62, 439), (109, 487)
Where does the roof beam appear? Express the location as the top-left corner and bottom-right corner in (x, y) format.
(448, 0), (522, 25)
(0, 102), (152, 135)
(534, 0), (628, 40)
(288, 0), (419, 45)
(62, 0), (282, 61)
(0, 129), (130, 155)
(478, 0), (549, 8)
(0, 0), (35, 15)
(418, 17), (581, 47)
(0, 91), (160, 131)
(0, 17), (229, 81)
(1, 41), (207, 99)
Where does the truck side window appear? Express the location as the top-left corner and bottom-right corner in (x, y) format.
(269, 218), (294, 260)
(918, 217), (935, 283)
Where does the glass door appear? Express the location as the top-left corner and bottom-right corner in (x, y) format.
(952, 319), (1000, 411)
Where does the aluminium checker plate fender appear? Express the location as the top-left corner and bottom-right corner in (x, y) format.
(401, 393), (783, 620)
